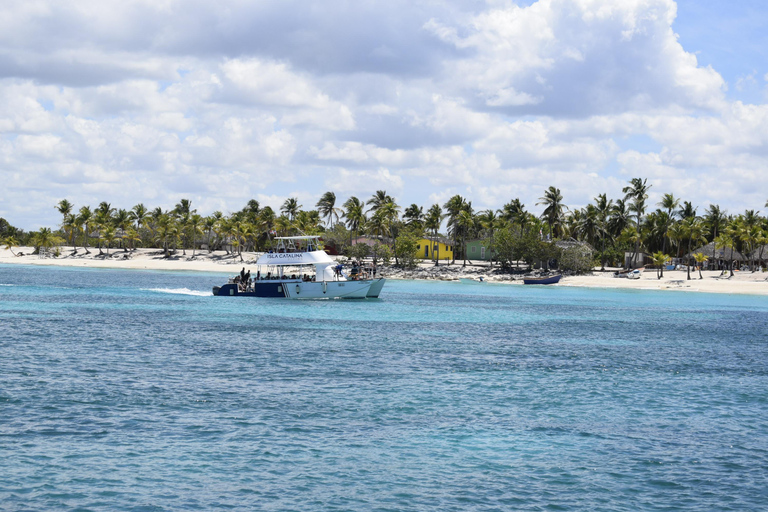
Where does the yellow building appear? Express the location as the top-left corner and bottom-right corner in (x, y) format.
(416, 238), (454, 261)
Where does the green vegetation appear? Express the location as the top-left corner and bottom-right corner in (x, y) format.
(2, 181), (767, 273)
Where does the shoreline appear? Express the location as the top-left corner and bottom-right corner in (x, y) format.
(2, 246), (768, 296)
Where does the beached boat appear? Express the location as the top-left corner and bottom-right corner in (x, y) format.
(212, 236), (385, 299)
(523, 274), (562, 285)
(613, 267), (644, 278)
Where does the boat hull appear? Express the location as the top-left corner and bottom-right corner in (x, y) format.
(366, 278), (386, 298)
(523, 275), (562, 285)
(213, 279), (374, 299)
(283, 280), (371, 299)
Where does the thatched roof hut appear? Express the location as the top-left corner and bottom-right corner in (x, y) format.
(749, 245), (768, 262)
(687, 241), (746, 261)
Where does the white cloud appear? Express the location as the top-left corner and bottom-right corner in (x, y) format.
(323, 168), (404, 196)
(425, 0), (726, 115)
(0, 0), (766, 229)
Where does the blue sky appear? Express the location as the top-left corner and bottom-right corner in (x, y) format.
(0, 0), (766, 230)
(675, 0), (768, 104)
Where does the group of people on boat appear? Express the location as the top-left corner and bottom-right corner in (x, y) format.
(229, 258), (379, 292)
(231, 266), (322, 292)
(347, 260), (377, 281)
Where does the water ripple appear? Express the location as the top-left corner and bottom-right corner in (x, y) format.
(1, 264), (768, 510)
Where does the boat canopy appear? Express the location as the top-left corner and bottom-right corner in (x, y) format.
(256, 250), (334, 266)
(256, 236), (335, 266)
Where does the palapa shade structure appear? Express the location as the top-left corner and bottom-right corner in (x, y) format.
(686, 241), (746, 261)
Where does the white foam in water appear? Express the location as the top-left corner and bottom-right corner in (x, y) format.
(143, 287), (211, 297)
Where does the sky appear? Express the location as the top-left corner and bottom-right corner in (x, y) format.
(1, 0), (767, 230)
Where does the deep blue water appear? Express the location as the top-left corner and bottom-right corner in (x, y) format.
(1, 263), (768, 511)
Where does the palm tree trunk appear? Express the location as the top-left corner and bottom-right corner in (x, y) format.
(729, 244), (734, 277)
(462, 233), (467, 267)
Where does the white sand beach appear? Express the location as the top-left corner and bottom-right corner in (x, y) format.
(2, 246), (767, 296)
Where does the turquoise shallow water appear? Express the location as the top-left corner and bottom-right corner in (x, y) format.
(1, 264), (768, 511)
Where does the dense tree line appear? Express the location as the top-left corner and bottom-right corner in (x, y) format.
(3, 179), (768, 275)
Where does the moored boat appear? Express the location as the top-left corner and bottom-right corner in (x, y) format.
(523, 274), (562, 285)
(212, 236), (385, 299)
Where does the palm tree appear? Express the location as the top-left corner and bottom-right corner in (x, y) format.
(242, 199), (260, 221)
(281, 198), (301, 221)
(667, 222), (685, 260)
(56, 199), (74, 247)
(77, 206), (93, 254)
(232, 221), (254, 261)
(644, 210), (671, 276)
(457, 208), (475, 267)
(131, 203), (148, 236)
(704, 204), (725, 267)
(295, 210), (323, 234)
(682, 217), (706, 280)
(102, 226), (117, 255)
(651, 251), (669, 279)
(424, 204), (444, 265)
(574, 205), (598, 246)
(154, 214), (179, 258)
(343, 197), (366, 246)
(255, 207), (276, 250)
(693, 252), (709, 279)
(536, 186), (567, 239)
(677, 201), (696, 221)
(31, 227), (63, 253)
(658, 193), (679, 257)
(376, 201), (401, 241)
(608, 199), (630, 240)
(501, 198), (527, 236)
(443, 195), (468, 264)
(316, 191), (342, 228)
(188, 214), (204, 257)
(113, 209), (132, 251)
(737, 221), (763, 271)
(275, 215), (293, 237)
(478, 209), (500, 266)
(622, 178), (651, 268)
(3, 235), (19, 256)
(93, 204), (114, 255)
(63, 213), (78, 253)
(174, 199), (194, 217)
(594, 193), (613, 270)
(123, 228), (141, 252)
(718, 225), (738, 277)
(403, 204), (425, 229)
(366, 190), (394, 214)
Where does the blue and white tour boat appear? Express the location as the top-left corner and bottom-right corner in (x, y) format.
(213, 236), (385, 299)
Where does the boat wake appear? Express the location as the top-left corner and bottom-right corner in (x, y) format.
(143, 287), (210, 297)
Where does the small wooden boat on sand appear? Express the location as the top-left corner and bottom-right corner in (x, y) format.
(523, 274), (562, 285)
